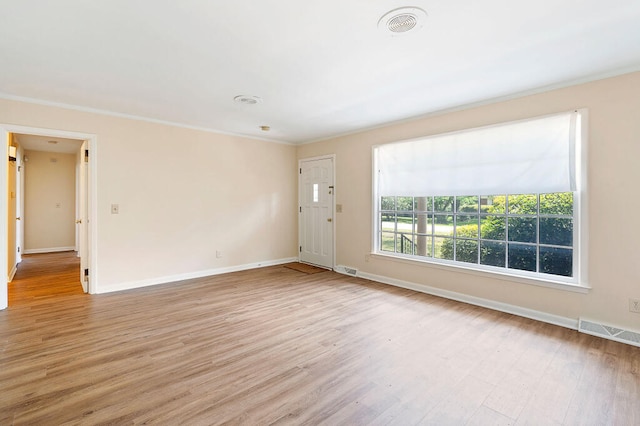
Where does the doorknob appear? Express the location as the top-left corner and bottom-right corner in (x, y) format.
(327, 218), (332, 222)
(16, 217), (21, 221)
(76, 219), (82, 224)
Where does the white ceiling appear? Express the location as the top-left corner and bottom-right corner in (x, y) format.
(2, 1), (640, 144)
(14, 134), (82, 154)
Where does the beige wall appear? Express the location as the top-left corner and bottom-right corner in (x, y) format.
(297, 71), (640, 332)
(0, 99), (298, 292)
(23, 150), (76, 252)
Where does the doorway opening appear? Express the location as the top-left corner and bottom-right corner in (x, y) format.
(2, 125), (97, 310)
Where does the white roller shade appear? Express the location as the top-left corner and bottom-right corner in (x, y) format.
(376, 111), (578, 196)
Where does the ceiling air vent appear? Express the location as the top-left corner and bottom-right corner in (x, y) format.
(378, 7), (427, 35)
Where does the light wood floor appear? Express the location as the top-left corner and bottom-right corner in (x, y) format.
(1, 252), (638, 425)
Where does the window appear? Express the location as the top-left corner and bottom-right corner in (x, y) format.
(374, 111), (584, 285)
(379, 192), (574, 277)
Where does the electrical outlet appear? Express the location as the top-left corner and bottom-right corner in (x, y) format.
(630, 298), (640, 313)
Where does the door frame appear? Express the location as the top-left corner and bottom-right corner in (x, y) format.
(77, 140), (89, 293)
(0, 124), (98, 309)
(298, 154), (336, 269)
(16, 143), (24, 265)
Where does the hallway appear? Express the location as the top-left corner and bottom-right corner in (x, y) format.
(9, 251), (83, 306)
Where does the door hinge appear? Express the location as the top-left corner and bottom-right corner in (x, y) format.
(299, 168), (302, 174)
(299, 246), (302, 253)
(17, 247), (20, 253)
(85, 149), (89, 162)
(299, 206), (302, 213)
(18, 165), (22, 172)
(84, 268), (89, 276)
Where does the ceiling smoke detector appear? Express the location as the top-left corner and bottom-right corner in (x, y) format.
(378, 7), (427, 35)
(233, 95), (262, 105)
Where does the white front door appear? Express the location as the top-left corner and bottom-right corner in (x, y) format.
(299, 157), (334, 269)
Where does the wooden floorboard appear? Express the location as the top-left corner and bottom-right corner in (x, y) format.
(1, 252), (639, 425)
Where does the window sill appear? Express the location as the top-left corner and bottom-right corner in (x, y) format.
(370, 252), (590, 294)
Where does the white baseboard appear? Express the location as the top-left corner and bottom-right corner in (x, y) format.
(8, 264), (17, 283)
(97, 257), (298, 294)
(336, 265), (578, 331)
(23, 246), (76, 254)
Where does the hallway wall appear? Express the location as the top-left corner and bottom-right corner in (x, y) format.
(23, 150), (76, 253)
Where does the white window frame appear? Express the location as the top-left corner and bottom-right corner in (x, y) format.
(372, 109), (589, 293)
